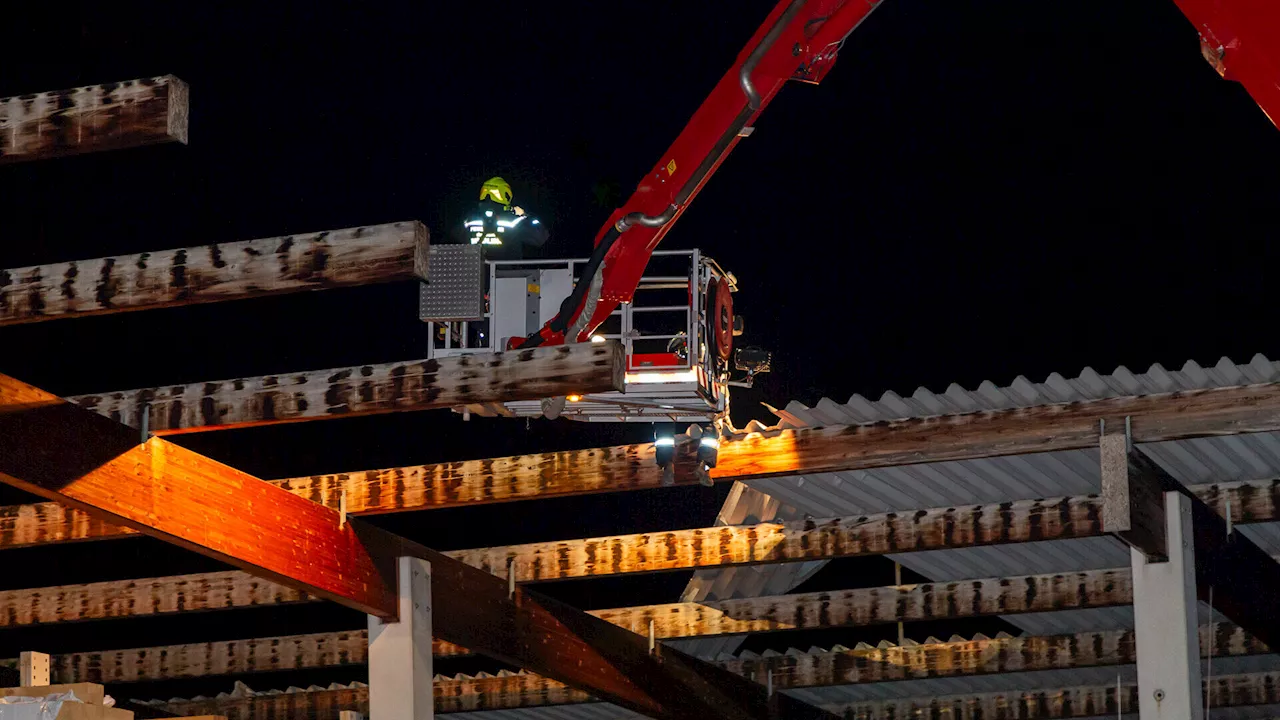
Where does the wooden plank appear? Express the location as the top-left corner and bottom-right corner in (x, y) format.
(27, 624), (1265, 686)
(0, 373), (398, 618)
(451, 494), (1109, 582)
(0, 222), (429, 326)
(1099, 431), (1167, 560)
(0, 371), (834, 720)
(43, 631), (368, 683)
(0, 75), (188, 164)
(7, 475), (1280, 551)
(69, 343), (625, 434)
(0, 568), (1132, 666)
(131, 669), (1280, 720)
(0, 570), (312, 626)
(704, 382), (1280, 483)
(52, 382), (1280, 495)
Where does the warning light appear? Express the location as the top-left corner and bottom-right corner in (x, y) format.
(566, 394), (582, 403)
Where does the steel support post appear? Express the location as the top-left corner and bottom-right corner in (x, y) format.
(368, 557), (433, 720)
(1131, 492), (1202, 720)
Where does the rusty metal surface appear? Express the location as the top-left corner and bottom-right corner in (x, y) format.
(0, 222), (428, 326)
(70, 343), (625, 434)
(0, 75), (188, 165)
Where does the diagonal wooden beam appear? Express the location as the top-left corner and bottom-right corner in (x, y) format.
(0, 222), (428, 326)
(0, 375), (397, 617)
(68, 343), (624, 434)
(4, 475), (1278, 551)
(0, 372), (834, 720)
(0, 75), (188, 165)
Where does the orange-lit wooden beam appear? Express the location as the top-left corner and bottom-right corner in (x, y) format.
(0, 75), (188, 164)
(0, 222), (428, 326)
(0, 372), (835, 720)
(69, 343), (624, 433)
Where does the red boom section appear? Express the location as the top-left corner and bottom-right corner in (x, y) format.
(521, 0), (884, 347)
(1172, 0), (1280, 128)
(521, 0), (1276, 350)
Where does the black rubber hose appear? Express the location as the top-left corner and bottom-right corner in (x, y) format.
(517, 227), (622, 348)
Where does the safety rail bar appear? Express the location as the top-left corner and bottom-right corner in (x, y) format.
(426, 249), (710, 374)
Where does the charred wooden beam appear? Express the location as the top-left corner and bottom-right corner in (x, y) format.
(591, 568), (1135, 643)
(701, 382), (1280, 483)
(133, 669), (1280, 719)
(725, 624), (1264, 689)
(451, 494), (1109, 582)
(0, 75), (188, 165)
(32, 624), (1266, 687)
(0, 373), (398, 617)
(69, 343), (624, 434)
(1100, 431), (1167, 560)
(0, 222), (428, 326)
(6, 476), (1280, 552)
(0, 372), (835, 720)
(0, 570), (312, 626)
(0, 567), (1132, 664)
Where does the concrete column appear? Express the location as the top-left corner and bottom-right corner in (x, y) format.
(1131, 491), (1201, 720)
(368, 557), (433, 720)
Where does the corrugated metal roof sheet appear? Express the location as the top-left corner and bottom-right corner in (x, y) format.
(694, 354), (1280, 639)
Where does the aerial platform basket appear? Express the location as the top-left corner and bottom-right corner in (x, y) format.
(419, 247), (739, 423)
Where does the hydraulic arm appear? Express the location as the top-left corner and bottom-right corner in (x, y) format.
(518, 0), (1278, 351)
(517, 0), (884, 349)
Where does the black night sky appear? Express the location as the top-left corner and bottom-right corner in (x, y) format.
(1, 0), (1278, 706)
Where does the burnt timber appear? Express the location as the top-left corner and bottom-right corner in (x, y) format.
(0, 568), (1134, 655)
(136, 669), (1280, 719)
(69, 342), (625, 434)
(58, 380), (1280, 506)
(0, 222), (429, 326)
(0, 75), (188, 164)
(1, 478), (1277, 593)
(19, 624), (1267, 687)
(0, 371), (836, 720)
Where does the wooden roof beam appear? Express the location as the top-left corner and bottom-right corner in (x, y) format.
(68, 342), (624, 434)
(133, 668), (1280, 719)
(1, 474), (1276, 551)
(0, 76), (187, 164)
(0, 222), (428, 326)
(23, 624), (1266, 687)
(0, 371), (834, 720)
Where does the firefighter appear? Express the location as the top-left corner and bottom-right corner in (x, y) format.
(459, 177), (549, 260)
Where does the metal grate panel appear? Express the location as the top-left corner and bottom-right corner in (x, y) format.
(419, 245), (485, 321)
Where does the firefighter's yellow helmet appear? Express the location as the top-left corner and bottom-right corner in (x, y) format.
(480, 177), (513, 205)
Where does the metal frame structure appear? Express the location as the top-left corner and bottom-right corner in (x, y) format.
(424, 249), (733, 422)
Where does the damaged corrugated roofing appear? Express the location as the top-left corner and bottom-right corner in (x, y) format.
(691, 354), (1280, 645)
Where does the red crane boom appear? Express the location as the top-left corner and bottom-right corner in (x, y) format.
(518, 0), (1278, 351)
